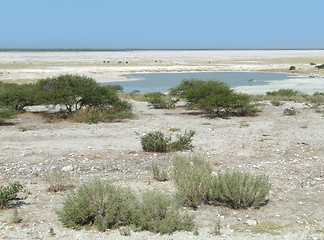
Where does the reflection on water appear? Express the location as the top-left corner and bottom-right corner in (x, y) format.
(102, 72), (294, 93)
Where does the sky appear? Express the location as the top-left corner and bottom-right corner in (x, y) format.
(1, 0), (323, 49)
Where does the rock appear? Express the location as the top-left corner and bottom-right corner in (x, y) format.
(62, 165), (74, 172)
(246, 220), (257, 226)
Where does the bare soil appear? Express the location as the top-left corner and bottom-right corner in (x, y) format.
(0, 100), (323, 239)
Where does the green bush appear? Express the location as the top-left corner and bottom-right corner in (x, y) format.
(0, 108), (17, 125)
(208, 170), (271, 209)
(270, 101), (284, 106)
(0, 182), (25, 209)
(57, 179), (194, 234)
(253, 90), (324, 105)
(308, 92), (324, 106)
(120, 90), (147, 102)
(11, 209), (22, 223)
(289, 66), (296, 70)
(140, 131), (171, 152)
(135, 190), (194, 234)
(43, 169), (72, 192)
(172, 155), (271, 210)
(211, 219), (221, 235)
(316, 64), (324, 69)
(170, 130), (195, 151)
(170, 80), (259, 117)
(73, 102), (133, 123)
(140, 130), (195, 152)
(266, 89), (301, 97)
(145, 92), (177, 109)
(152, 164), (168, 181)
(173, 155), (212, 208)
(57, 179), (137, 231)
(283, 107), (297, 116)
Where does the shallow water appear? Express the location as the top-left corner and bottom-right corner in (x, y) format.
(102, 72), (294, 93)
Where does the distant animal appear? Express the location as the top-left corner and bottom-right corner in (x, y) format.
(118, 61), (122, 64)
(248, 79), (255, 85)
(125, 61), (128, 64)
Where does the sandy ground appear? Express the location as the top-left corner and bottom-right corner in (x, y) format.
(0, 51), (324, 239)
(0, 101), (323, 239)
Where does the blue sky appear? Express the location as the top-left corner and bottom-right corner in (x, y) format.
(1, 0), (323, 49)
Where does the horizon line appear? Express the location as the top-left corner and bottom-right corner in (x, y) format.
(1, 48), (324, 52)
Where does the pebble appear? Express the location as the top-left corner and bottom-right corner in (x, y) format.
(62, 165), (74, 171)
(246, 220), (257, 226)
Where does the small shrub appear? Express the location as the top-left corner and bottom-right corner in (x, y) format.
(73, 102), (133, 123)
(169, 127), (180, 132)
(266, 89), (300, 97)
(172, 155), (271, 210)
(289, 66), (296, 70)
(255, 89), (324, 105)
(170, 130), (195, 151)
(11, 209), (22, 223)
(0, 182), (25, 209)
(57, 180), (194, 234)
(208, 170), (271, 209)
(251, 221), (286, 235)
(310, 62), (317, 65)
(119, 227), (131, 236)
(140, 130), (195, 153)
(309, 92), (324, 106)
(283, 107), (297, 116)
(239, 121), (249, 128)
(120, 91), (147, 102)
(271, 101), (283, 106)
(57, 179), (137, 231)
(145, 92), (177, 109)
(135, 190), (194, 234)
(43, 169), (72, 192)
(152, 164), (168, 181)
(211, 219), (221, 235)
(49, 227), (56, 236)
(140, 131), (171, 152)
(173, 155), (212, 208)
(316, 64), (324, 69)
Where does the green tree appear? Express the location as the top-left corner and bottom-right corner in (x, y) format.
(170, 80), (258, 117)
(36, 74), (125, 113)
(37, 74), (98, 112)
(0, 82), (38, 111)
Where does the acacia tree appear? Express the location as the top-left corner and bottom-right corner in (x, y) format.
(0, 82), (38, 111)
(37, 74), (99, 112)
(170, 80), (258, 117)
(36, 74), (126, 113)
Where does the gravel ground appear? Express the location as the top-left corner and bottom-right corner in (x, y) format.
(0, 100), (323, 240)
